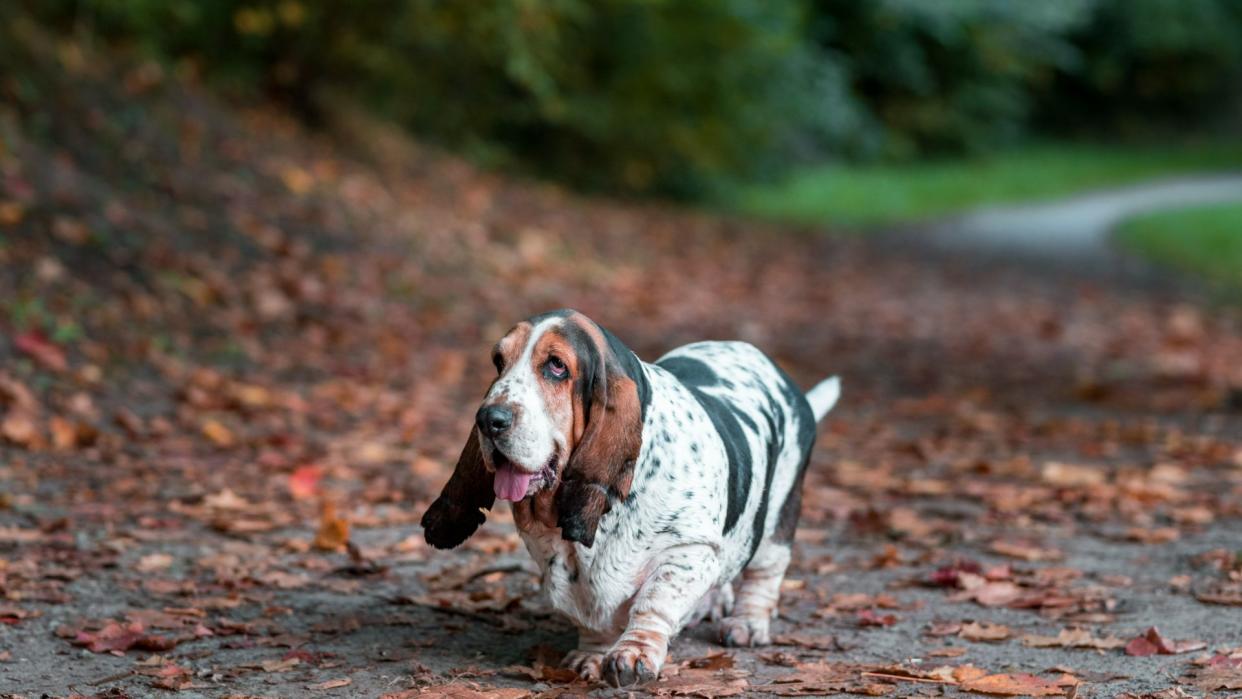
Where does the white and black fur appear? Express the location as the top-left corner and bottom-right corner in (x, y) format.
(421, 310), (840, 687)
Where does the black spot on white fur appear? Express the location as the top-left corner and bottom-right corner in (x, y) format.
(656, 355), (758, 534)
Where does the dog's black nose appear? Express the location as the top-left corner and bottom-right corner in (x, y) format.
(476, 405), (514, 438)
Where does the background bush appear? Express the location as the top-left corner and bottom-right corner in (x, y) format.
(1040, 0), (1242, 137)
(803, 0), (1091, 160)
(17, 0), (1242, 194)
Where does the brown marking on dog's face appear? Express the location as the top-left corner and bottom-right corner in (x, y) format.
(529, 329), (577, 453)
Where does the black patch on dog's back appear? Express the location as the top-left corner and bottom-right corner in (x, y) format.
(657, 356), (757, 534)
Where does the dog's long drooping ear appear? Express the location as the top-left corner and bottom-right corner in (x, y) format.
(421, 428), (495, 549)
(556, 317), (649, 547)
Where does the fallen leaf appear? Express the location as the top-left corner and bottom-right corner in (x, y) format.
(0, 200), (23, 226)
(503, 664), (579, 683)
(136, 553), (174, 573)
(1195, 581), (1242, 606)
(1125, 527), (1179, 544)
(289, 465), (322, 499)
(649, 668), (750, 697)
(309, 677), (352, 690)
(48, 416), (80, 450)
(685, 653), (735, 670)
(955, 581), (1023, 607)
(14, 331), (68, 372)
(70, 621), (178, 653)
(1042, 462), (1106, 488)
(1184, 653), (1242, 690)
(0, 527), (44, 543)
(0, 605), (40, 625)
(773, 633), (838, 650)
(314, 500), (350, 551)
(382, 686), (532, 699)
(1021, 628), (1126, 650)
(857, 609), (898, 627)
(960, 621), (1011, 642)
(261, 657), (302, 672)
(1, 410), (40, 447)
(201, 418), (235, 447)
(204, 489), (250, 510)
(990, 541), (1063, 562)
(140, 663), (194, 690)
(1124, 627), (1206, 656)
(771, 662), (895, 696)
(961, 673), (1063, 696)
(929, 559), (983, 587)
(927, 621), (962, 637)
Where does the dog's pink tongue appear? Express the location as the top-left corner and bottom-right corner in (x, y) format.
(493, 464), (533, 502)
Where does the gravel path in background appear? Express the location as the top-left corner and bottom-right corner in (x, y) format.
(923, 173), (1242, 261)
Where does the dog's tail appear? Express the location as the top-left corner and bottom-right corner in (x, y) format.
(806, 376), (841, 422)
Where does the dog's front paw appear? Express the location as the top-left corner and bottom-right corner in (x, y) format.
(718, 615), (771, 647)
(602, 638), (664, 687)
(562, 649), (604, 682)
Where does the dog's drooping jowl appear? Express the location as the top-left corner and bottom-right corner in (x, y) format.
(421, 310), (840, 687)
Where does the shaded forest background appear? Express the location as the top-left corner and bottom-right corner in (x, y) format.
(9, 0), (1242, 196)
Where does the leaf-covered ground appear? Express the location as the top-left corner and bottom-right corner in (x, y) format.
(2, 41), (1241, 699)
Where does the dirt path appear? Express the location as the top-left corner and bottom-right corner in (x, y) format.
(2, 47), (1242, 699)
(923, 173), (1242, 261)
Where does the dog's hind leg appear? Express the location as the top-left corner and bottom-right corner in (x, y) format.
(688, 583), (734, 626)
(718, 540), (790, 647)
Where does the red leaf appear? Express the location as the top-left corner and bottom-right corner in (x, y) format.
(929, 559), (982, 587)
(288, 465), (322, 499)
(1124, 636), (1159, 657)
(857, 609), (898, 627)
(1125, 627), (1207, 656)
(70, 621), (178, 654)
(14, 331), (67, 372)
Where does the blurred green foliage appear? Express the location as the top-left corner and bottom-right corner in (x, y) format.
(804, 0), (1090, 160)
(732, 141), (1242, 227)
(1118, 202), (1242, 290)
(1044, 0), (1242, 136)
(15, 0), (1242, 194)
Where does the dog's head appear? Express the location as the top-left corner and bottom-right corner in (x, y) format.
(421, 309), (648, 549)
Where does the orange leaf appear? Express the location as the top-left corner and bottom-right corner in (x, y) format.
(314, 500), (350, 551)
(961, 673), (1063, 696)
(201, 418), (235, 448)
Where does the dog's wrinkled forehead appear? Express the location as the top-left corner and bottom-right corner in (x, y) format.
(491, 310), (598, 382)
(493, 317), (557, 382)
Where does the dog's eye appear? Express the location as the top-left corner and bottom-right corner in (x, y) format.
(493, 353), (505, 374)
(544, 356), (568, 379)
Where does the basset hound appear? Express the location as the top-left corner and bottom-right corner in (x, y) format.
(421, 310), (840, 687)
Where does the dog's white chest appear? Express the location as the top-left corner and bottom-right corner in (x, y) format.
(518, 524), (638, 634)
